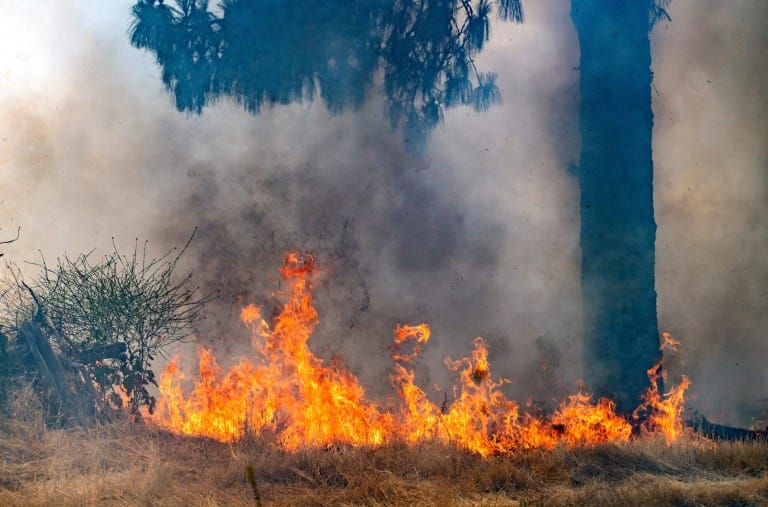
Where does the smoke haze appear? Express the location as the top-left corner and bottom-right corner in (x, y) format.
(0, 1), (765, 425)
(653, 0), (768, 426)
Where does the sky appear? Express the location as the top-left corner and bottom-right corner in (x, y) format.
(0, 0), (766, 426)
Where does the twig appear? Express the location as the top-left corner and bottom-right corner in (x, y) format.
(0, 226), (20, 246)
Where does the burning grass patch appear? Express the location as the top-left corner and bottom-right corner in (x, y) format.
(1, 418), (767, 506)
(148, 253), (691, 456)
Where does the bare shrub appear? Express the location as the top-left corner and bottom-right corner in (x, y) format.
(0, 233), (214, 420)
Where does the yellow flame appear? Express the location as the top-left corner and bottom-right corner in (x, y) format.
(150, 252), (691, 454)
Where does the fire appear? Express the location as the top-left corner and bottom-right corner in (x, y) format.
(153, 252), (389, 448)
(150, 252), (691, 454)
(633, 333), (691, 444)
(660, 331), (682, 352)
(549, 386), (633, 446)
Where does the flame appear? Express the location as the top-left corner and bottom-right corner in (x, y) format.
(632, 332), (691, 444)
(389, 323), (441, 444)
(150, 252), (691, 454)
(634, 364), (691, 444)
(550, 389), (632, 445)
(153, 252), (389, 448)
(660, 331), (682, 352)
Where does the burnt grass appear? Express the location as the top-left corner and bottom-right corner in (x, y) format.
(1, 411), (768, 506)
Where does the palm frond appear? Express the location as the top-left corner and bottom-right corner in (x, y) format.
(445, 76), (473, 106)
(129, 1), (178, 50)
(497, 0), (523, 23)
(465, 0), (492, 53)
(650, 0), (672, 29)
(472, 72), (501, 111)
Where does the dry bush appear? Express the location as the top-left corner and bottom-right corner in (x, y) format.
(0, 234), (214, 419)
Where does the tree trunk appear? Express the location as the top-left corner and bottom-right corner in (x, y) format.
(571, 0), (661, 414)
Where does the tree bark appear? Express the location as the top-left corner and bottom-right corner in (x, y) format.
(571, 0), (661, 414)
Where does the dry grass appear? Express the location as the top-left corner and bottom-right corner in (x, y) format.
(1, 399), (767, 507)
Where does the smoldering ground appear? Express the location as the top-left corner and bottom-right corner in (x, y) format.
(0, 1), (766, 424)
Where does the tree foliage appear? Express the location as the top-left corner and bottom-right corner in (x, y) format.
(129, 0), (524, 145)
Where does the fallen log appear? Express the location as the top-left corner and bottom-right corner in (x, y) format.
(686, 412), (768, 441)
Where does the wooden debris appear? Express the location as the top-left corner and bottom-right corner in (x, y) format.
(686, 412), (768, 441)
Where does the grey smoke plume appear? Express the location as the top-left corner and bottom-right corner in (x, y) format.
(0, 0), (766, 424)
(654, 0), (768, 427)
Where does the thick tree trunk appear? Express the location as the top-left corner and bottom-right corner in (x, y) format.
(571, 0), (661, 414)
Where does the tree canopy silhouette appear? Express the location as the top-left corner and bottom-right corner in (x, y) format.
(130, 0), (523, 144)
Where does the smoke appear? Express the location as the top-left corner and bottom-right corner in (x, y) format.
(0, 1), (765, 423)
(653, 0), (768, 426)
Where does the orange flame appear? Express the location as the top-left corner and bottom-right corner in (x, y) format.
(543, 385), (632, 447)
(153, 253), (389, 448)
(660, 331), (682, 352)
(632, 332), (691, 444)
(150, 252), (691, 454)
